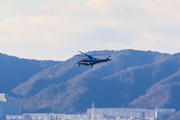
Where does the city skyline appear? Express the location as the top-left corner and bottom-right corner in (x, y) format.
(0, 93), (175, 120)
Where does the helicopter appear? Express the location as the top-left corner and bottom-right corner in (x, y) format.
(76, 51), (111, 68)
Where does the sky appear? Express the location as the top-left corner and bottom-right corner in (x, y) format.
(0, 0), (180, 61)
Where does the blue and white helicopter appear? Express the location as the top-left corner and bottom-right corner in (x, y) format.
(76, 51), (111, 68)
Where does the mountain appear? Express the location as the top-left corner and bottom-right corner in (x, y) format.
(1, 50), (180, 118)
(0, 53), (60, 93)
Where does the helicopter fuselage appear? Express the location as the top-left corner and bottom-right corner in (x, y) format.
(76, 57), (111, 67)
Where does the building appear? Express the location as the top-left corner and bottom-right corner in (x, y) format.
(0, 107), (4, 119)
(87, 107), (175, 119)
(5, 102), (176, 120)
(6, 113), (92, 120)
(0, 93), (22, 119)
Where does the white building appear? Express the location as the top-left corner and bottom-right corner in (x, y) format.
(5, 102), (176, 120)
(7, 113), (91, 120)
(87, 108), (175, 119)
(0, 93), (7, 102)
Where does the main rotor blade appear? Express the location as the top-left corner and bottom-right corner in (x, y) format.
(79, 51), (92, 57)
(91, 54), (105, 56)
(74, 55), (86, 57)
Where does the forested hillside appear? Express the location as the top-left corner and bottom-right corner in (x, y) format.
(1, 50), (180, 119)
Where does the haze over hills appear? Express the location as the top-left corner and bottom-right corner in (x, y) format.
(1, 50), (180, 117)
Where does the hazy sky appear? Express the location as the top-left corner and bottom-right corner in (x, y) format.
(0, 0), (180, 61)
